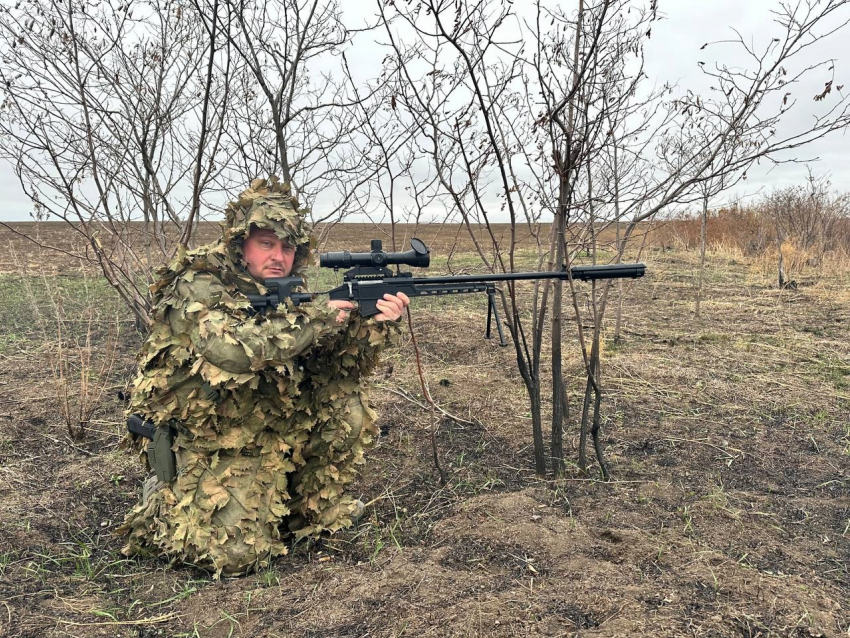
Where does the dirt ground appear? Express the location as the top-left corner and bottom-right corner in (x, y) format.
(0, 223), (848, 637)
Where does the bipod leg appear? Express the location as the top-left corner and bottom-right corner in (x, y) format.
(486, 285), (508, 347)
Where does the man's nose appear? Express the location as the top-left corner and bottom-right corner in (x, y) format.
(270, 244), (287, 262)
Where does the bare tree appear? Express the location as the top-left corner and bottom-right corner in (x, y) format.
(0, 0), (400, 326)
(378, 0), (850, 477)
(216, 0), (396, 235)
(763, 170), (848, 287)
(694, 171), (748, 318)
(0, 0), (236, 328)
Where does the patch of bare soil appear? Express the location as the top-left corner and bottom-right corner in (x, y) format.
(0, 246), (848, 637)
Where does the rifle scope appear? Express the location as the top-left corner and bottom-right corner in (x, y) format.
(320, 238), (430, 269)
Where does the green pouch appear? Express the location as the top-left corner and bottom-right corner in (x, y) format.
(147, 427), (177, 483)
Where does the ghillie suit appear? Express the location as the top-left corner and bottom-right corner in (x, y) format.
(117, 178), (400, 576)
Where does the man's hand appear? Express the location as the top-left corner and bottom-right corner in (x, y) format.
(327, 299), (356, 323)
(327, 293), (410, 323)
(374, 292), (410, 322)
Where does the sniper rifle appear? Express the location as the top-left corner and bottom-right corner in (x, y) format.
(128, 239), (646, 472)
(247, 238), (645, 347)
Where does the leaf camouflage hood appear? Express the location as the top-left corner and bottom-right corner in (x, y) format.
(118, 177), (401, 577)
(221, 176), (315, 278)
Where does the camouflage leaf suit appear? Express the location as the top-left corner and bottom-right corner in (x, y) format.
(118, 178), (400, 576)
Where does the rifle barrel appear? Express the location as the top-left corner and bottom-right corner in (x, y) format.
(406, 263), (645, 286)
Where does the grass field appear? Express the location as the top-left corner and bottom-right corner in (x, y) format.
(0, 222), (848, 637)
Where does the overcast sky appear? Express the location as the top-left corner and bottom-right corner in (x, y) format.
(0, 0), (847, 222)
(643, 0), (850, 205)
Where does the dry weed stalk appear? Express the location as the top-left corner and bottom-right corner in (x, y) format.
(12, 244), (120, 440)
(51, 300), (120, 440)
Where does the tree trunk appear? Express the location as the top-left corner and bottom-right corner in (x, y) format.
(578, 372), (592, 472)
(504, 296), (546, 477)
(696, 194), (708, 317)
(590, 359), (609, 480)
(550, 206), (567, 475)
(550, 0), (585, 477)
(530, 386), (545, 476)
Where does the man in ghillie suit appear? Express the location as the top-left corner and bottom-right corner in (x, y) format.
(118, 177), (409, 576)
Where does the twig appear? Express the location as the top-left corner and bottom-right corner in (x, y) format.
(383, 386), (477, 427)
(1, 396), (57, 404)
(57, 612), (180, 627)
(664, 436), (743, 456)
(41, 433), (95, 456)
(383, 386), (429, 410)
(405, 307), (446, 486)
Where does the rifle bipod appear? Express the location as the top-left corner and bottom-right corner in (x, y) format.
(485, 284), (508, 347)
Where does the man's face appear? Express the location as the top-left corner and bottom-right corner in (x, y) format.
(242, 227), (297, 280)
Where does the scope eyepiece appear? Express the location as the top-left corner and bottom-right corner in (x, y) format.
(320, 238), (430, 270)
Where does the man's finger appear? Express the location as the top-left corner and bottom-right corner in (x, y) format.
(382, 293), (407, 310)
(378, 297), (402, 310)
(375, 299), (402, 321)
(327, 300), (356, 310)
(375, 302), (400, 320)
(373, 292), (412, 322)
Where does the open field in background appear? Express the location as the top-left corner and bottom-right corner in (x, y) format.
(0, 221), (643, 275)
(0, 223), (848, 637)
